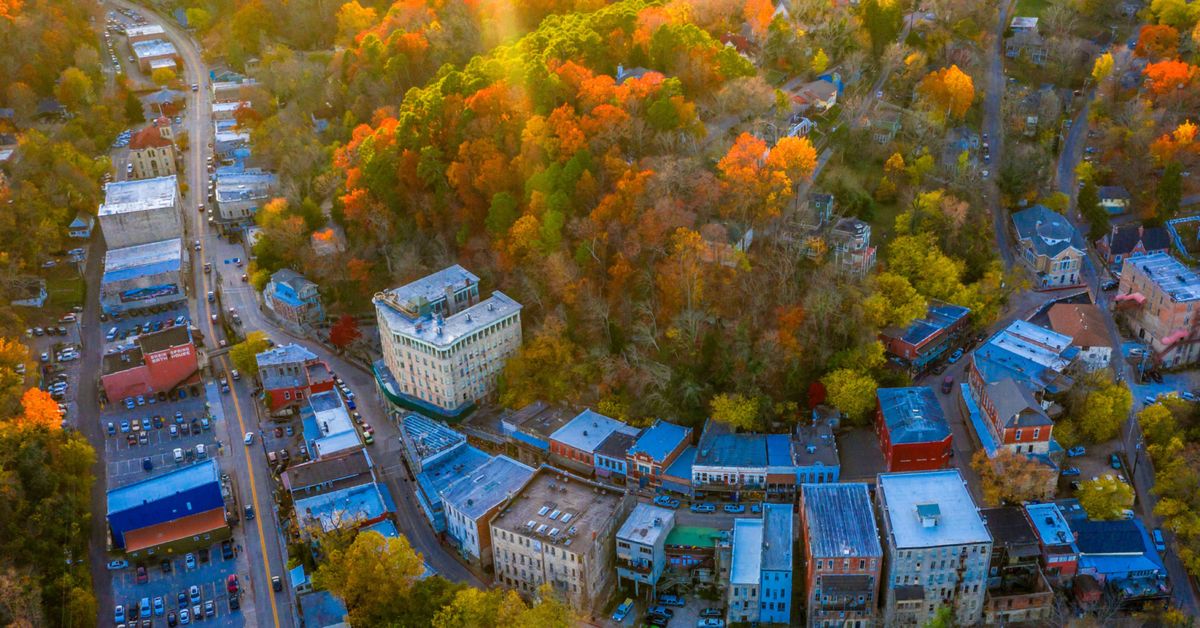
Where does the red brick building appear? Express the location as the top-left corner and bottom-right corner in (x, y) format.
(101, 326), (198, 401)
(800, 483), (883, 628)
(875, 387), (952, 472)
(256, 343), (334, 415)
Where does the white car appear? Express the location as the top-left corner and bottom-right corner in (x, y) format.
(244, 432), (254, 445)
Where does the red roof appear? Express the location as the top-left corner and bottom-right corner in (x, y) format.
(123, 507), (227, 552)
(129, 124), (173, 150)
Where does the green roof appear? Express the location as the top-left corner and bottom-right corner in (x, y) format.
(665, 526), (723, 549)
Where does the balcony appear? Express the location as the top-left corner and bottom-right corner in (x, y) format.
(616, 558), (655, 575)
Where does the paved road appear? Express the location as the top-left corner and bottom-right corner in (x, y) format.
(1050, 42), (1200, 614)
(106, 0), (294, 624)
(983, 0), (1016, 269)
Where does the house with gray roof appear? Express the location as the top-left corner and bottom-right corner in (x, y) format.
(440, 455), (534, 568)
(1096, 223), (1169, 269)
(1012, 205), (1085, 289)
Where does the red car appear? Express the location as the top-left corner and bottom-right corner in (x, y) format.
(226, 574), (239, 593)
(136, 565), (148, 584)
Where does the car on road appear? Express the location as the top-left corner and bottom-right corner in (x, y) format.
(244, 431), (254, 445)
(1154, 528), (1166, 552)
(722, 503), (746, 514)
(657, 594), (685, 607)
(1066, 445), (1086, 457)
(1110, 454), (1122, 469)
(106, 559), (128, 570)
(1144, 394), (1158, 406)
(612, 598), (634, 621)
(191, 83), (199, 91)
(244, 504), (255, 521)
(653, 495), (681, 509)
(1101, 279), (1118, 291)
(185, 553), (196, 569)
(273, 575), (283, 592)
(941, 375), (954, 394)
(947, 348), (964, 364)
(1061, 466), (1080, 476)
(690, 503), (715, 514)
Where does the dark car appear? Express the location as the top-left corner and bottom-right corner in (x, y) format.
(177, 592), (187, 608)
(229, 593), (240, 611)
(198, 547), (209, 563)
(160, 559), (171, 573)
(657, 594), (685, 607)
(647, 605), (675, 618)
(1151, 370), (1164, 383)
(941, 375), (955, 394)
(142, 457), (153, 472)
(1101, 279), (1118, 291)
(244, 505), (255, 521)
(136, 565), (148, 584)
(272, 576), (282, 592)
(700, 609), (724, 618)
(222, 540), (234, 560)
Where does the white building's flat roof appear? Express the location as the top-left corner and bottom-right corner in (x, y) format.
(617, 503), (675, 547)
(878, 470), (991, 550)
(149, 58), (176, 70)
(100, 176), (178, 216)
(132, 39), (177, 59)
(377, 291), (521, 349)
(212, 101), (251, 114)
(126, 24), (165, 38)
(103, 238), (182, 273)
(730, 518), (763, 585)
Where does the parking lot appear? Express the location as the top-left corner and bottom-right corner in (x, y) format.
(24, 315), (84, 427)
(102, 392), (219, 487)
(101, 301), (192, 354)
(110, 540), (246, 627)
(608, 588), (721, 628)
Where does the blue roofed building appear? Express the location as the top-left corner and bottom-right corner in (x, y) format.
(660, 445), (697, 497)
(594, 429), (640, 480)
(877, 469), (991, 626)
(300, 391), (362, 460)
(875, 387), (953, 472)
(440, 455), (534, 568)
(1069, 517), (1170, 606)
(106, 459), (229, 555)
(801, 483), (883, 627)
(965, 320), (1076, 464)
(297, 589), (349, 627)
(727, 503), (794, 625)
(1012, 205), (1086, 289)
(880, 301), (971, 374)
(626, 420), (693, 489)
(264, 269), (324, 332)
(293, 480), (396, 536)
(691, 420), (800, 498)
(548, 408), (640, 476)
(374, 265), (522, 419)
(397, 413), (492, 532)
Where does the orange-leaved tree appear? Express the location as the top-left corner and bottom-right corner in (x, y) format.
(13, 388), (61, 431)
(1134, 24), (1180, 60)
(1143, 59), (1199, 95)
(916, 64), (974, 122)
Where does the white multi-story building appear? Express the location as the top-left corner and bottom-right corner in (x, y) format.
(489, 467), (631, 613)
(98, 176), (181, 249)
(727, 503), (794, 625)
(440, 455), (534, 568)
(374, 265), (522, 417)
(615, 503), (675, 597)
(877, 469), (992, 627)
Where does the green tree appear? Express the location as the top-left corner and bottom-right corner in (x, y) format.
(53, 67), (94, 111)
(924, 605), (954, 628)
(124, 90), (145, 124)
(500, 315), (592, 409)
(709, 393), (760, 430)
(863, 272), (927, 329)
(313, 531), (424, 625)
(185, 7), (213, 31)
(821, 369), (877, 424)
(486, 192), (519, 236)
(1078, 180), (1109, 240)
(432, 585), (575, 628)
(1078, 476), (1135, 520)
(228, 331), (270, 376)
(860, 0), (903, 58)
(811, 48), (829, 74)
(1076, 381), (1132, 442)
(1138, 402), (1178, 446)
(1154, 162), (1183, 225)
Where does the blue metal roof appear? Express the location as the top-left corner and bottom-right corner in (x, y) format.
(664, 445), (696, 479)
(766, 434), (793, 466)
(294, 481), (395, 531)
(802, 483), (883, 559)
(877, 387), (950, 445)
(107, 459), (220, 515)
(414, 445), (490, 521)
(1071, 518), (1164, 576)
(627, 420), (690, 462)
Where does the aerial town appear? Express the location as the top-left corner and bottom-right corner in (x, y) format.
(1, 0), (1200, 626)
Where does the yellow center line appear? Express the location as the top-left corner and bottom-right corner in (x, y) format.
(194, 135), (281, 628)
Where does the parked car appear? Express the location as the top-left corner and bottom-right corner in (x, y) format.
(222, 540), (234, 560)
(722, 504), (745, 514)
(947, 348), (964, 364)
(1101, 279), (1118, 291)
(179, 608), (190, 625)
(690, 503), (716, 514)
(227, 574), (240, 593)
(185, 553), (196, 569)
(114, 605), (126, 623)
(142, 457), (153, 471)
(653, 496), (681, 509)
(648, 605), (675, 618)
(1110, 453), (1122, 469)
(1061, 466), (1080, 476)
(189, 585), (201, 604)
(1066, 445), (1086, 457)
(611, 597), (634, 621)
(136, 565), (148, 584)
(696, 620), (725, 628)
(1154, 528), (1166, 552)
(106, 559), (129, 570)
(657, 594), (685, 607)
(699, 609), (724, 618)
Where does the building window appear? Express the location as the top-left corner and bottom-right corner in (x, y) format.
(1014, 429), (1022, 441)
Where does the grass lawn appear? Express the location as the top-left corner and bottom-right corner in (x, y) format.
(45, 275), (84, 308)
(1015, 0), (1051, 17)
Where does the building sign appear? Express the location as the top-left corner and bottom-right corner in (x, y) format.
(120, 283), (179, 303)
(148, 345), (192, 364)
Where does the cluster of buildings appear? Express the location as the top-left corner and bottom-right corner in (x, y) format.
(211, 169), (278, 234)
(128, 26), (179, 73)
(786, 193), (878, 279)
(97, 176), (186, 315)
